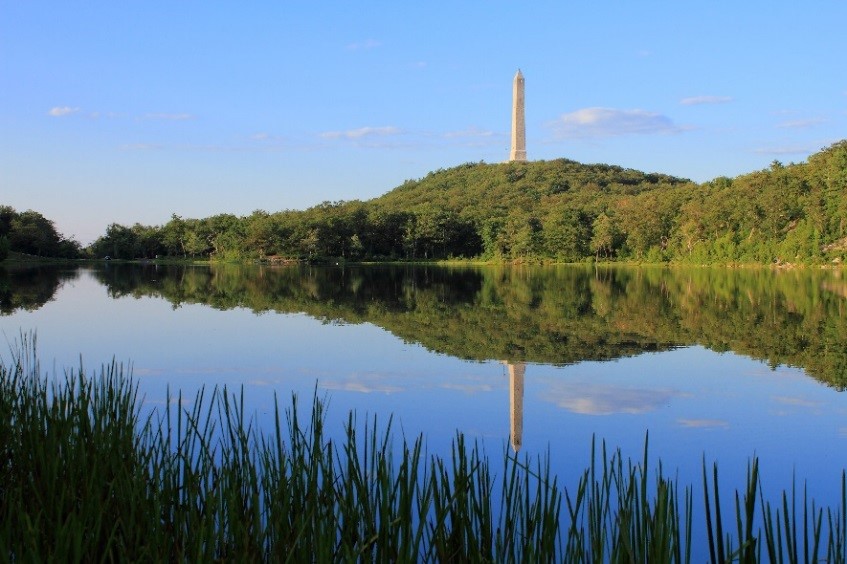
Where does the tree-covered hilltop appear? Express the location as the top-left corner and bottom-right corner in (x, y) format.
(0, 206), (81, 261)
(85, 140), (847, 264)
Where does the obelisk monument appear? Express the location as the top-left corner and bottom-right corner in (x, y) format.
(504, 361), (525, 452)
(509, 69), (527, 162)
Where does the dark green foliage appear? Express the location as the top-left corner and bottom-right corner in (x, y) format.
(703, 459), (759, 563)
(543, 208), (592, 261)
(564, 437), (693, 562)
(0, 335), (155, 560)
(0, 265), (79, 314)
(0, 206), (80, 259)
(0, 236), (9, 261)
(78, 140), (847, 264)
(671, 142), (847, 264)
(374, 158), (690, 262)
(0, 206), (14, 237)
(0, 340), (568, 560)
(3, 342), (847, 561)
(88, 223), (143, 259)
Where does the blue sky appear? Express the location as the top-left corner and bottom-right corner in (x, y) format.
(2, 2), (845, 244)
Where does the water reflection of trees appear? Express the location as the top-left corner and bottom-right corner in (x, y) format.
(12, 263), (847, 389)
(88, 264), (483, 316)
(0, 265), (78, 315)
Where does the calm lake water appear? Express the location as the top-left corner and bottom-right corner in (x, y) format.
(2, 263), (847, 512)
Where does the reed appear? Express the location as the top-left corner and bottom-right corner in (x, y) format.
(2, 341), (846, 562)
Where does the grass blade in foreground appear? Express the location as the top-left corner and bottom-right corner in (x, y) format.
(2, 341), (846, 562)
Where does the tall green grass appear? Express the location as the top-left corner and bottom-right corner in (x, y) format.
(1, 339), (846, 562)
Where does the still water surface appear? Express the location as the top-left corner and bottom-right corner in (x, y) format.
(2, 263), (847, 511)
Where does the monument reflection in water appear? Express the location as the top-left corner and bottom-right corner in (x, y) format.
(505, 362), (524, 452)
(2, 262), (847, 507)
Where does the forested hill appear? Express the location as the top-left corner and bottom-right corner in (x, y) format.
(374, 159), (688, 222)
(71, 139), (847, 264)
(371, 160), (690, 260)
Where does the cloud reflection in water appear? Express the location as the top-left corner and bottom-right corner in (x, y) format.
(543, 382), (681, 415)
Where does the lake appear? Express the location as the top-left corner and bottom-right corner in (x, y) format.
(2, 262), (846, 514)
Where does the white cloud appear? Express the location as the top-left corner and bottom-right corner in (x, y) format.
(441, 383), (496, 394)
(772, 395), (819, 408)
(346, 38), (381, 50)
(440, 379), (497, 394)
(678, 418), (729, 429)
(543, 382), (680, 415)
(753, 145), (815, 156)
(444, 126), (496, 139)
(550, 107), (684, 139)
(143, 112), (195, 121)
(120, 143), (163, 151)
(321, 375), (403, 394)
(320, 126), (401, 140)
(48, 106), (80, 117)
(776, 118), (825, 129)
(88, 111), (124, 120)
(680, 95), (733, 106)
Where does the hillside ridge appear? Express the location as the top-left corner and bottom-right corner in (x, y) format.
(4, 140), (847, 265)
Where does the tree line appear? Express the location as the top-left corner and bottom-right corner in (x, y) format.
(86, 205), (481, 262)
(86, 140), (847, 265)
(4, 139), (847, 265)
(0, 206), (81, 261)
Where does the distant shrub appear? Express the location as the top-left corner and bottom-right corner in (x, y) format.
(0, 235), (9, 261)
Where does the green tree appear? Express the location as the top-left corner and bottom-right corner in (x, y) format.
(349, 234), (364, 258)
(543, 208), (591, 261)
(160, 214), (188, 257)
(89, 223), (139, 259)
(591, 213), (622, 259)
(480, 218), (506, 259)
(300, 228), (320, 259)
(414, 209), (452, 259)
(617, 192), (679, 259)
(244, 210), (280, 257)
(8, 210), (62, 256)
(402, 216), (419, 259)
(183, 226), (208, 258)
(200, 214), (245, 260)
(808, 141), (847, 241)
(0, 206), (15, 238)
(132, 224), (162, 259)
(364, 210), (410, 258)
(0, 235), (9, 261)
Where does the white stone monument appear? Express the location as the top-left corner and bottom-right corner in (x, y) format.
(509, 69), (527, 162)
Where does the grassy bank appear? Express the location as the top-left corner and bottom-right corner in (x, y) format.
(2, 341), (846, 562)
